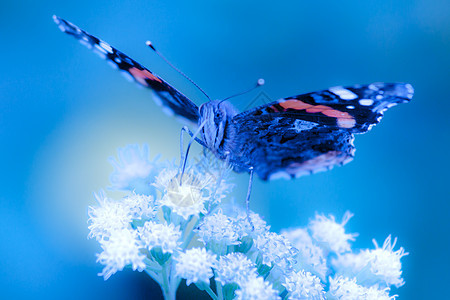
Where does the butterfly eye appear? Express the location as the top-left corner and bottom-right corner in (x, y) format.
(214, 111), (223, 124)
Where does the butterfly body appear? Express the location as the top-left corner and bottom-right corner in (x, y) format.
(198, 100), (239, 159)
(54, 16), (413, 180)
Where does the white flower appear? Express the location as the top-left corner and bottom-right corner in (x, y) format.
(282, 227), (327, 280)
(254, 231), (298, 266)
(328, 276), (362, 299)
(89, 146), (409, 298)
(333, 235), (407, 288)
(174, 248), (217, 285)
(96, 229), (145, 280)
(122, 193), (157, 220)
(196, 210), (240, 246)
(367, 236), (407, 287)
(210, 177), (234, 204)
(88, 191), (132, 240)
(153, 168), (178, 191)
(364, 287), (397, 300)
(160, 171), (210, 220)
(235, 276), (281, 300)
(193, 152), (234, 203)
(308, 211), (357, 254)
(283, 270), (325, 300)
(109, 144), (161, 193)
(215, 253), (258, 285)
(138, 221), (181, 254)
(328, 276), (396, 300)
(234, 211), (270, 239)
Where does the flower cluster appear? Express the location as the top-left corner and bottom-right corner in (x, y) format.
(88, 144), (408, 299)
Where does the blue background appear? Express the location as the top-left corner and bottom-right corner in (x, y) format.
(1, 0), (449, 298)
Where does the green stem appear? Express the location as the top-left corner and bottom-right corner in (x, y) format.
(168, 262), (180, 300)
(160, 264), (176, 300)
(162, 266), (169, 291)
(216, 280), (224, 300)
(204, 285), (218, 300)
(144, 257), (162, 270)
(144, 268), (162, 285)
(181, 219), (200, 249)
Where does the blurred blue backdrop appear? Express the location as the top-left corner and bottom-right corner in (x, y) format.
(1, 0), (449, 298)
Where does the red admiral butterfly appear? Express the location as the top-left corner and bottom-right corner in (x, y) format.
(53, 16), (413, 181)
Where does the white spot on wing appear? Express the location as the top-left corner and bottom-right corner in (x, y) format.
(405, 83), (413, 93)
(95, 44), (108, 54)
(311, 167), (328, 174)
(342, 156), (354, 164)
(337, 118), (356, 128)
(57, 24), (67, 32)
(94, 51), (106, 59)
(100, 41), (113, 53)
(329, 86), (358, 100)
(151, 92), (163, 106)
(274, 117), (282, 123)
(405, 83), (414, 99)
(387, 103), (396, 108)
(368, 84), (379, 91)
(359, 99), (374, 106)
(79, 39), (92, 49)
(107, 60), (118, 70)
(162, 106), (175, 116)
(294, 170), (310, 178)
(121, 71), (133, 82)
(269, 171), (291, 180)
(346, 105), (355, 109)
(293, 120), (317, 133)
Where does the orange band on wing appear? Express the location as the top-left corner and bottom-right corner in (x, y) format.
(129, 67), (162, 86)
(274, 99), (356, 128)
(277, 99), (312, 110)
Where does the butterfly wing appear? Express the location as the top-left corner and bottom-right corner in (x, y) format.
(53, 16), (199, 123)
(236, 82), (413, 133)
(229, 116), (356, 180)
(230, 83), (413, 180)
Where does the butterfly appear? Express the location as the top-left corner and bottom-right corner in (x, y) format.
(53, 16), (413, 181)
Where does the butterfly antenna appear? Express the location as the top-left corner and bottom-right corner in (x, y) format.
(146, 41), (211, 102)
(219, 78), (265, 103)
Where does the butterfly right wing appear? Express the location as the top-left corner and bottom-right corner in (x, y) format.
(53, 16), (200, 123)
(235, 83), (413, 134)
(229, 83), (412, 180)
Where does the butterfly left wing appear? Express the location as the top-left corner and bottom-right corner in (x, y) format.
(53, 16), (200, 123)
(229, 83), (413, 180)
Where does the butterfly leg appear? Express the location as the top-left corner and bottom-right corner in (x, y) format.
(179, 126), (190, 167)
(245, 167), (255, 231)
(180, 126), (207, 164)
(179, 121), (207, 185)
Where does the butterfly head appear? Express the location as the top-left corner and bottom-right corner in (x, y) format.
(199, 100), (238, 153)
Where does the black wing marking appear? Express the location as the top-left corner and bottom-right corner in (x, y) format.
(234, 83), (413, 133)
(53, 16), (199, 123)
(228, 115), (355, 180)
